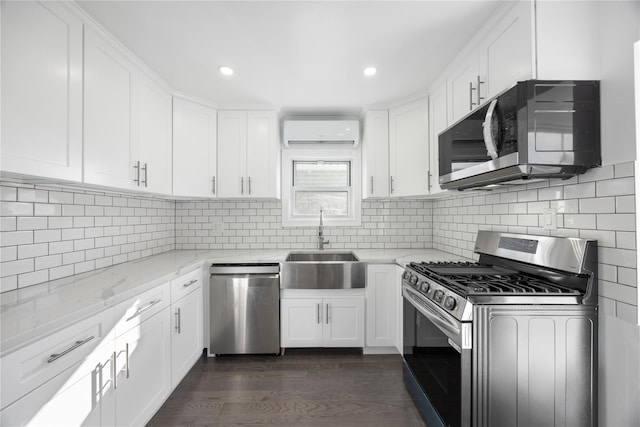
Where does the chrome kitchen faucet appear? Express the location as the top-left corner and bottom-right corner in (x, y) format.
(318, 208), (329, 250)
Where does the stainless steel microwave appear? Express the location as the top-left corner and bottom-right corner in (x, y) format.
(438, 80), (601, 191)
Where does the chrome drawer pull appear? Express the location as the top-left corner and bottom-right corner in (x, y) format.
(47, 336), (95, 363)
(183, 279), (198, 288)
(126, 299), (162, 321)
(175, 308), (181, 334)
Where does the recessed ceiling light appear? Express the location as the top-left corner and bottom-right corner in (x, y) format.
(363, 66), (377, 77)
(219, 66), (234, 76)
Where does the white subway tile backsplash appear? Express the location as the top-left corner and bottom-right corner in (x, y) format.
(596, 177), (635, 197)
(1, 231), (34, 246)
(596, 214), (636, 231)
(2, 163), (637, 322)
(1, 202), (33, 216)
(564, 182), (596, 199)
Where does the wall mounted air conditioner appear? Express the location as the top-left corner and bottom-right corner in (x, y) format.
(282, 119), (360, 147)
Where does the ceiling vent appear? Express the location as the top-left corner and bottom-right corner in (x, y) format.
(283, 119), (360, 147)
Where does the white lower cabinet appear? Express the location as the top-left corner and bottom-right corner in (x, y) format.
(0, 310), (116, 427)
(114, 307), (172, 427)
(281, 292), (365, 348)
(0, 277), (198, 427)
(170, 270), (204, 388)
(365, 264), (398, 350)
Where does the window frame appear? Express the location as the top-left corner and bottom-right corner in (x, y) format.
(281, 147), (362, 227)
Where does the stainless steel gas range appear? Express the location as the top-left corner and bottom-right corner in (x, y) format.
(402, 231), (598, 427)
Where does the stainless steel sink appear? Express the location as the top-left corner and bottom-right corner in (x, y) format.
(285, 251), (359, 262)
(281, 251), (365, 289)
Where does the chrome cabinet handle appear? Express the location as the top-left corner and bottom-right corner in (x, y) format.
(111, 351), (117, 389)
(125, 343), (130, 379)
(141, 162), (148, 187)
(175, 308), (181, 334)
(370, 176), (374, 194)
(470, 81), (477, 110)
(212, 176), (216, 195)
(477, 75), (485, 106)
(325, 303), (329, 324)
(428, 172), (432, 190)
(241, 177), (244, 195)
(47, 336), (95, 363)
(390, 176), (395, 194)
(133, 161), (140, 185)
(183, 279), (198, 288)
(126, 299), (161, 322)
(248, 177), (252, 195)
(317, 303), (321, 324)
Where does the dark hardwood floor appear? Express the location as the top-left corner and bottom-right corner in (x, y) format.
(147, 349), (426, 427)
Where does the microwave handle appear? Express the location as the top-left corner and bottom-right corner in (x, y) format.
(482, 98), (499, 160)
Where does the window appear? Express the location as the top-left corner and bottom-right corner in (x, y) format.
(293, 161), (351, 215)
(282, 148), (361, 227)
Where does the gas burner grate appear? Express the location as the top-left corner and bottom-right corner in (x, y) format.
(408, 261), (580, 296)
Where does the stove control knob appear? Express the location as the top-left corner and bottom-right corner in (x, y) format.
(444, 296), (457, 311)
(402, 271), (410, 280)
(433, 290), (445, 303)
(419, 281), (430, 293)
(410, 275), (419, 285)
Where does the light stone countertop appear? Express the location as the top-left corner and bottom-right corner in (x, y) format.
(0, 248), (466, 355)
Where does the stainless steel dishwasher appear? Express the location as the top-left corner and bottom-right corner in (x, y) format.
(209, 263), (280, 355)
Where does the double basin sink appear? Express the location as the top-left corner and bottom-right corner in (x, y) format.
(281, 251), (365, 289)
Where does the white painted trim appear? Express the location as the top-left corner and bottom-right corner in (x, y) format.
(634, 40), (640, 324)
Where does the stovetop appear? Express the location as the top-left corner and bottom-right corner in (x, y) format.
(403, 260), (586, 322)
(408, 261), (580, 297)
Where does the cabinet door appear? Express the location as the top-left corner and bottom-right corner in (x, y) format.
(428, 81), (448, 195)
(1, 1), (83, 181)
(449, 50), (480, 123)
(365, 265), (397, 348)
(171, 286), (203, 388)
(217, 111), (247, 198)
(389, 98), (430, 197)
(133, 75), (173, 195)
(115, 308), (172, 427)
(280, 298), (323, 348)
(0, 340), (115, 427)
(323, 298), (365, 347)
(84, 28), (135, 189)
(362, 111), (390, 198)
(172, 98), (217, 197)
(395, 265), (404, 353)
(245, 111), (280, 198)
(478, 0), (532, 99)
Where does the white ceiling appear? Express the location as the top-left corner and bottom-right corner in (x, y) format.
(76, 1), (504, 115)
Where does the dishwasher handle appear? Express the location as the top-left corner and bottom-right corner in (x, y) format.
(210, 263), (280, 275)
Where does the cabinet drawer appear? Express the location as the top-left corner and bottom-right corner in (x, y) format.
(114, 282), (170, 337)
(0, 308), (115, 410)
(170, 269), (202, 303)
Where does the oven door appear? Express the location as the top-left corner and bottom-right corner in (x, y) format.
(402, 284), (472, 427)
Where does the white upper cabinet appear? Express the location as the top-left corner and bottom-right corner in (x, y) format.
(84, 28), (135, 190)
(172, 99), (217, 198)
(1, 1), (83, 181)
(246, 111), (280, 198)
(362, 111), (390, 199)
(217, 111), (279, 199)
(448, 50), (481, 123)
(132, 75), (173, 195)
(389, 98), (430, 197)
(428, 81), (448, 195)
(478, 0), (532, 100)
(85, 27), (173, 194)
(446, 1), (532, 124)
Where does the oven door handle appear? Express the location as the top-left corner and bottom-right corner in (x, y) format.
(403, 285), (462, 343)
